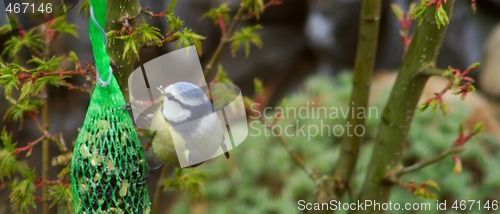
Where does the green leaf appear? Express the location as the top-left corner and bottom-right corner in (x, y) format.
(411, 0), (428, 22)
(202, 3), (231, 25)
(0, 149), (16, 179)
(470, 62), (480, 69)
(34, 76), (66, 93)
(122, 36), (140, 60)
(57, 166), (71, 179)
(45, 184), (73, 209)
(167, 0), (178, 13)
(253, 78), (264, 95)
(414, 187), (437, 199)
(440, 103), (447, 115)
(78, 0), (90, 15)
(452, 77), (461, 88)
(435, 6), (449, 29)
(162, 168), (207, 200)
(68, 51), (78, 62)
(173, 28), (206, 55)
(429, 99), (438, 112)
(442, 67), (453, 77)
(243, 96), (255, 109)
(19, 81), (33, 101)
(68, 51), (79, 65)
(25, 56), (66, 94)
(28, 56), (63, 72)
(473, 123), (485, 134)
(2, 30), (44, 59)
(419, 102), (429, 112)
(0, 23), (12, 35)
(467, 84), (475, 92)
(109, 20), (163, 60)
(106, 30), (116, 45)
(425, 180), (441, 191)
(244, 0), (265, 20)
(230, 25), (263, 57)
(136, 20), (164, 47)
(0, 63), (22, 97)
(166, 14), (184, 32)
(458, 123), (464, 133)
(4, 99), (42, 122)
(390, 4), (404, 20)
(408, 2), (417, 15)
(9, 176), (36, 213)
(163, 0), (183, 32)
(0, 128), (16, 151)
(215, 64), (233, 84)
(50, 17), (78, 37)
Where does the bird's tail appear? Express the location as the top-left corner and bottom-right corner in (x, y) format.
(221, 142), (230, 159)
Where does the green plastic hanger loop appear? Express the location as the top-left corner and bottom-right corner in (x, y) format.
(89, 0), (112, 87)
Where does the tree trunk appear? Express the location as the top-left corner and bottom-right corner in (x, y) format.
(106, 0), (141, 97)
(354, 1), (455, 213)
(330, 0), (381, 201)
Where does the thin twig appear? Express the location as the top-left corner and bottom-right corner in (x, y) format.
(140, 8), (168, 18)
(16, 68), (91, 83)
(203, 2), (246, 80)
(63, 80), (93, 94)
(43, 179), (70, 187)
(259, 118), (320, 183)
(391, 146), (464, 178)
(30, 114), (62, 147)
(14, 136), (45, 155)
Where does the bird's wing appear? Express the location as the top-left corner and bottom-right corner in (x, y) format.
(150, 107), (183, 167)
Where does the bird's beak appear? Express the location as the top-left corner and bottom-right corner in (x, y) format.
(157, 86), (164, 94)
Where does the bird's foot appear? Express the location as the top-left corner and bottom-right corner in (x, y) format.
(148, 163), (165, 175)
(137, 163), (166, 185)
(120, 103), (132, 111)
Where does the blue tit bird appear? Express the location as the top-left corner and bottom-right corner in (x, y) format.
(150, 82), (229, 168)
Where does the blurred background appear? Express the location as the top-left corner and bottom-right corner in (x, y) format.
(1, 0), (499, 213)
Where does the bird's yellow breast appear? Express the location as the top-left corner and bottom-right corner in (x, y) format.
(150, 107), (183, 167)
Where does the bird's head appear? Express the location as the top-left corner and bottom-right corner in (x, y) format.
(157, 82), (211, 123)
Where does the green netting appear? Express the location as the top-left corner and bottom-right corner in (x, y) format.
(69, 0), (151, 213)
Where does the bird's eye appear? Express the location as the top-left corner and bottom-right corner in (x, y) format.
(165, 93), (174, 100)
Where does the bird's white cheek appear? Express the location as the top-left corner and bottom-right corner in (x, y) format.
(162, 100), (191, 123)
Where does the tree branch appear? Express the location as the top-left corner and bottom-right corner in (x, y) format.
(106, 0), (141, 96)
(259, 118), (320, 183)
(389, 146), (464, 179)
(14, 136), (45, 155)
(140, 8), (168, 18)
(329, 0), (381, 202)
(418, 67), (446, 77)
(151, 165), (169, 214)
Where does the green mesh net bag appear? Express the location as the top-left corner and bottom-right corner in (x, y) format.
(70, 0), (151, 213)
